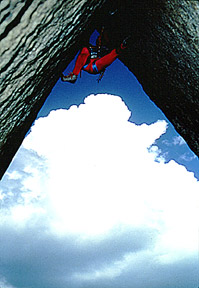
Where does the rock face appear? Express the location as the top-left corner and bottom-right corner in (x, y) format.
(0, 0), (199, 179)
(0, 0), (106, 179)
(117, 0), (199, 159)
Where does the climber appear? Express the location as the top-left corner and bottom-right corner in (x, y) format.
(61, 31), (129, 83)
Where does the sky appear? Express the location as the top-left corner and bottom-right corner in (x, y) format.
(0, 31), (199, 288)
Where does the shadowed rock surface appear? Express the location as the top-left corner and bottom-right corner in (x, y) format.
(0, 0), (199, 179)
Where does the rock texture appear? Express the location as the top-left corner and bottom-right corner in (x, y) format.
(117, 0), (199, 160)
(0, 0), (199, 179)
(0, 0), (106, 178)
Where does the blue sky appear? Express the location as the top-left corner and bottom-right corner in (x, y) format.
(0, 31), (198, 288)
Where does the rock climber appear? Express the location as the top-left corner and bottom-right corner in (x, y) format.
(61, 30), (129, 84)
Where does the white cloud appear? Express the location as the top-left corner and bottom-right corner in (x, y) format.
(0, 94), (198, 288)
(0, 279), (15, 288)
(179, 152), (197, 162)
(173, 135), (186, 146)
(162, 135), (186, 147)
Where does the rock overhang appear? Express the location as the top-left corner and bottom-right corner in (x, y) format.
(0, 0), (198, 179)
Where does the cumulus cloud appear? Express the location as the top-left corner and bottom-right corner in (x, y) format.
(0, 94), (198, 288)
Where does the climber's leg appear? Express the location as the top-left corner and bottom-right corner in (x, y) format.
(95, 49), (119, 72)
(61, 47), (90, 83)
(95, 42), (126, 72)
(73, 47), (90, 75)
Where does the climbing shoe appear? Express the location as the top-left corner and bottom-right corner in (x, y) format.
(61, 72), (77, 83)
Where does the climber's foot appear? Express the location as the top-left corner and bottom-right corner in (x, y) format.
(61, 72), (77, 83)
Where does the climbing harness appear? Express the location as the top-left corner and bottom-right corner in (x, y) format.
(89, 46), (100, 59)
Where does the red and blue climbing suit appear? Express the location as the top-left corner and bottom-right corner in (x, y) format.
(61, 35), (127, 83)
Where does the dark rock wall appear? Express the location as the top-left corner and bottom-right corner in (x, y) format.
(0, 0), (106, 178)
(117, 0), (199, 159)
(0, 0), (199, 179)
